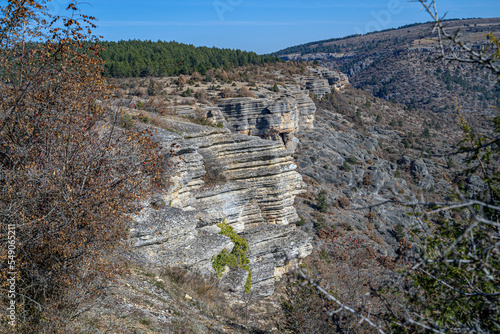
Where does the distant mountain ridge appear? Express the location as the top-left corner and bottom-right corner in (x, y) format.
(272, 18), (483, 56)
(274, 17), (500, 116)
(273, 21), (437, 56)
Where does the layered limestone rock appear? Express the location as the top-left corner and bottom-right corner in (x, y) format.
(130, 207), (233, 275)
(216, 90), (316, 150)
(302, 76), (331, 98)
(293, 89), (317, 130)
(241, 224), (313, 296)
(130, 119), (312, 296)
(307, 66), (350, 90)
(128, 67), (352, 297)
(158, 118), (305, 227)
(290, 67), (350, 99)
(168, 67), (347, 153)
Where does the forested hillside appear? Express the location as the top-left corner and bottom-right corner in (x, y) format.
(273, 22), (427, 56)
(99, 40), (281, 77)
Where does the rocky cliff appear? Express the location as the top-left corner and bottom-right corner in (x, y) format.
(130, 118), (312, 296)
(126, 66), (429, 298)
(211, 68), (347, 149)
(156, 67), (344, 153)
(216, 89), (315, 151)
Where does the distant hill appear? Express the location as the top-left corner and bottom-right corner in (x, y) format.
(99, 40), (281, 78)
(274, 18), (500, 115)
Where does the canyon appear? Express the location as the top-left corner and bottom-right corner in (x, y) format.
(126, 66), (424, 298)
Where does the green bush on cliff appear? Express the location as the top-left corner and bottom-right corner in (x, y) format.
(316, 190), (328, 213)
(212, 221), (252, 293)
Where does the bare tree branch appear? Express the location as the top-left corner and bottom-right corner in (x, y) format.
(415, 0), (500, 75)
(289, 261), (387, 334)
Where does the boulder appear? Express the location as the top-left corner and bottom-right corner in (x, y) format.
(411, 159), (429, 178)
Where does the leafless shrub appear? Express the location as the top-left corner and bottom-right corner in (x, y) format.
(279, 233), (405, 334)
(160, 267), (236, 319)
(238, 86), (256, 98)
(338, 196), (351, 208)
(363, 174), (373, 186)
(0, 3), (166, 331)
(220, 88), (234, 98)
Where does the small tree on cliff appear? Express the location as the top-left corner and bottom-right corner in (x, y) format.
(0, 1), (164, 331)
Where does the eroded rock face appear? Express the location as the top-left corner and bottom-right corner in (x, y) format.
(156, 119), (305, 227)
(130, 207), (233, 275)
(302, 77), (331, 98)
(130, 119), (312, 296)
(174, 67), (347, 154)
(411, 159), (429, 178)
(294, 108), (418, 246)
(217, 90), (316, 151)
(128, 67), (355, 297)
(241, 224), (313, 296)
(307, 66), (350, 90)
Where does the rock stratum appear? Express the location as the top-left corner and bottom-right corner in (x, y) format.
(130, 119), (313, 296)
(216, 89), (315, 151)
(127, 65), (427, 297)
(127, 68), (349, 296)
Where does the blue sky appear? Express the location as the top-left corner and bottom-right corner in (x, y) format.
(50, 0), (500, 54)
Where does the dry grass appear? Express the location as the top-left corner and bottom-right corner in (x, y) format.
(337, 196), (350, 208)
(160, 267), (237, 318)
(68, 262), (265, 333)
(238, 86), (256, 98)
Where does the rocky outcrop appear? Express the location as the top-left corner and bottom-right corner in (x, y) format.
(242, 224), (312, 296)
(397, 157), (437, 191)
(167, 67), (347, 154)
(293, 88), (317, 130)
(302, 77), (331, 98)
(130, 118), (312, 296)
(199, 67), (348, 151)
(130, 207), (233, 275)
(127, 66), (377, 298)
(216, 90), (316, 151)
(303, 66), (350, 91)
(155, 119), (305, 227)
(410, 159), (429, 178)
(309, 67), (349, 89)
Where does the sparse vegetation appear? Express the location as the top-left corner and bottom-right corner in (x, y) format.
(337, 196), (350, 208)
(121, 113), (135, 128)
(392, 223), (405, 242)
(185, 116), (223, 128)
(276, 18), (500, 116)
(362, 174), (373, 186)
(346, 155), (358, 165)
(270, 84), (280, 92)
(282, 3), (500, 333)
(296, 215), (306, 226)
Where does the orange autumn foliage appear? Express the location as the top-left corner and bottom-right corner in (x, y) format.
(0, 2), (164, 331)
